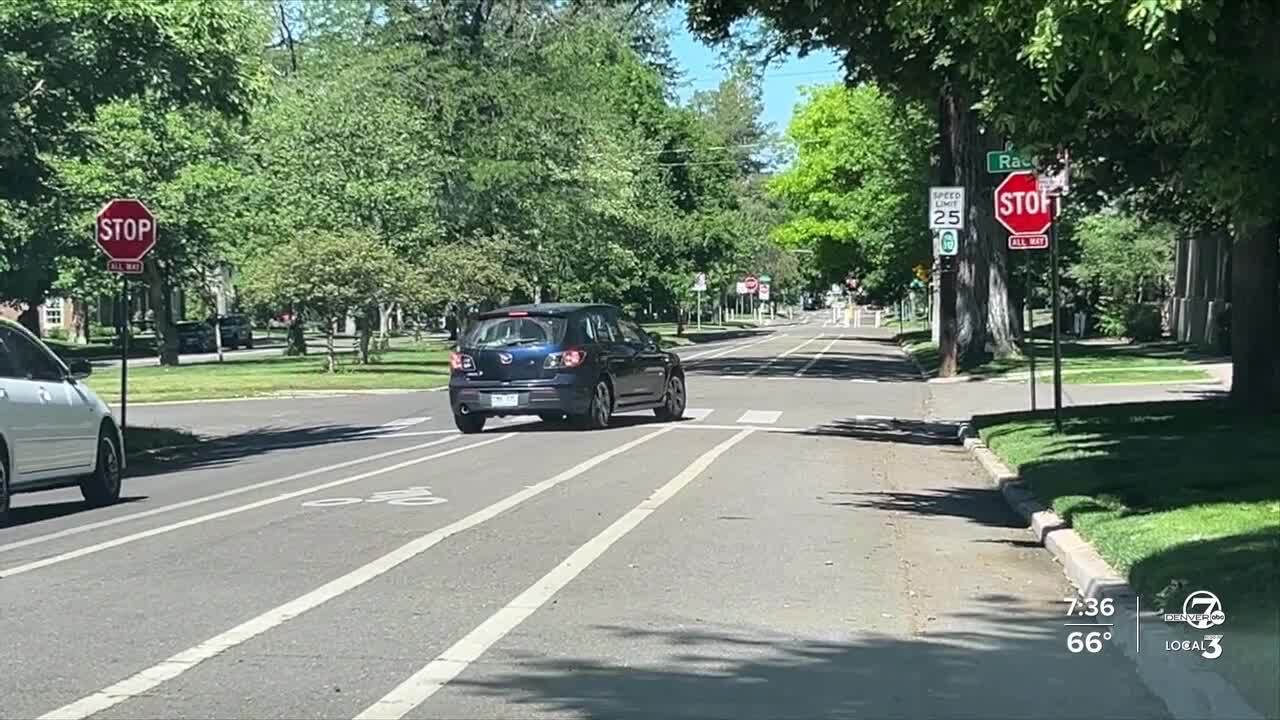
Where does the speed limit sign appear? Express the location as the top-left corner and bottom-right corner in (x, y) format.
(929, 186), (965, 230)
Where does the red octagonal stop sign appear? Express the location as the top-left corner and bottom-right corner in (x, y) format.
(994, 171), (1052, 235)
(96, 199), (157, 262)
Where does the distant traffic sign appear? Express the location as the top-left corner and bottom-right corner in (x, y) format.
(937, 229), (959, 256)
(106, 259), (144, 274)
(1008, 234), (1049, 250)
(986, 149), (1033, 174)
(929, 186), (965, 230)
(994, 171), (1052, 235)
(743, 275), (759, 293)
(96, 199), (157, 265)
(692, 272), (707, 292)
(736, 281), (749, 295)
(758, 274), (771, 284)
(758, 284), (770, 301)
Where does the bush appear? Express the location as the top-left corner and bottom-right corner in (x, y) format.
(45, 327), (69, 341)
(1098, 300), (1162, 341)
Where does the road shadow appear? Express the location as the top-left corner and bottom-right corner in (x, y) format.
(498, 414), (673, 433)
(124, 422), (410, 478)
(3, 496), (147, 528)
(800, 417), (966, 445)
(684, 353), (920, 382)
(446, 606), (1167, 719)
(826, 487), (1026, 529)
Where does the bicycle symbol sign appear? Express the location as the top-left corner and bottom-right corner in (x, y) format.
(301, 486), (448, 508)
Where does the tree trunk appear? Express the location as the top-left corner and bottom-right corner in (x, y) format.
(377, 302), (394, 351)
(72, 299), (89, 345)
(146, 264), (180, 366)
(286, 313), (307, 356)
(325, 324), (338, 373)
(1229, 218), (1279, 412)
(17, 302), (39, 336)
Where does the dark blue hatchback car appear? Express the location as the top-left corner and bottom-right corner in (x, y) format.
(448, 303), (687, 433)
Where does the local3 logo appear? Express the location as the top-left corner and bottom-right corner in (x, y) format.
(1162, 590), (1226, 659)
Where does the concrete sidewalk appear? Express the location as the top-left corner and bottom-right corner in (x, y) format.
(925, 373), (1228, 422)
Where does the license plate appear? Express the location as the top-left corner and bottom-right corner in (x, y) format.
(490, 393), (519, 408)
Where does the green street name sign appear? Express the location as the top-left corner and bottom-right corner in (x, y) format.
(986, 149), (1034, 174)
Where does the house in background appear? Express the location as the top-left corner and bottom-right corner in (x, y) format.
(1166, 233), (1230, 351)
(1, 285), (186, 342)
(0, 298), (77, 338)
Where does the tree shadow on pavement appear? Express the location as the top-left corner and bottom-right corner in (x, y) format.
(800, 417), (966, 445)
(124, 423), (409, 478)
(826, 487), (1026, 529)
(446, 605), (1166, 719)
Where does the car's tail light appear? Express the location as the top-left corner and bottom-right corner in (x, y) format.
(544, 348), (587, 369)
(450, 352), (475, 371)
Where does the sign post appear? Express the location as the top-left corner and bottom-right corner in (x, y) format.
(929, 187), (963, 377)
(96, 199), (157, 449)
(691, 272), (707, 330)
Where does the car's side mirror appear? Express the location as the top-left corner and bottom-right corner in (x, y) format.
(67, 358), (92, 381)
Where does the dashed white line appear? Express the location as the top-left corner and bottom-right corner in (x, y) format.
(689, 334), (784, 361)
(794, 336), (840, 377)
(353, 428), (755, 720)
(736, 410), (782, 425)
(35, 426), (678, 720)
(0, 435), (511, 580)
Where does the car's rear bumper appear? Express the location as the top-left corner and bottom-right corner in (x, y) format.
(449, 377), (593, 416)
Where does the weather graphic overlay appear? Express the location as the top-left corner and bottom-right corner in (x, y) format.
(1062, 595), (1119, 654)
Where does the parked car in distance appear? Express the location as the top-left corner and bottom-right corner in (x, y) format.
(214, 314), (255, 349)
(0, 319), (125, 526)
(448, 303), (687, 433)
(175, 320), (216, 354)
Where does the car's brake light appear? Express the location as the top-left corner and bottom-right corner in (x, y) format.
(450, 352), (475, 371)
(544, 348), (587, 369)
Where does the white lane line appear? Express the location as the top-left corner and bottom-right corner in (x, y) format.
(736, 410), (782, 425)
(35, 426), (677, 720)
(379, 416), (429, 430)
(684, 408), (714, 421)
(793, 336), (840, 377)
(745, 335), (822, 378)
(381, 429), (459, 438)
(669, 423), (811, 433)
(0, 434), (470, 557)
(686, 334), (782, 361)
(354, 428), (755, 720)
(0, 435), (509, 580)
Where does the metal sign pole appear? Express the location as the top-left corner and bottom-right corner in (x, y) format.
(120, 274), (129, 452)
(1026, 257), (1037, 411)
(1049, 197), (1063, 432)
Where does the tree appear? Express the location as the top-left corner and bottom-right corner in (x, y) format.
(239, 229), (402, 372)
(0, 0), (269, 332)
(769, 83), (933, 303)
(47, 101), (250, 365)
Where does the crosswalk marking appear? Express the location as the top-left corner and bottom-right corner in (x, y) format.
(736, 410), (782, 424)
(746, 335), (823, 377)
(685, 408), (714, 420)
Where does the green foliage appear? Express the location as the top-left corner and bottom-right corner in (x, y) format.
(1069, 210), (1175, 303)
(768, 84), (933, 300)
(1097, 301), (1163, 342)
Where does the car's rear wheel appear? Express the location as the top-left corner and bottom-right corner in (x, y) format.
(576, 380), (612, 430)
(80, 428), (122, 507)
(454, 413), (486, 434)
(654, 373), (686, 421)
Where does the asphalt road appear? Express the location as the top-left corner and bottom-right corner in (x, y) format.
(1, 314), (1171, 720)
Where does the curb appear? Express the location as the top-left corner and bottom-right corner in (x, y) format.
(960, 429), (1263, 720)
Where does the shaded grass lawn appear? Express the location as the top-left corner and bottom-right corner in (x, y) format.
(89, 343), (450, 402)
(899, 330), (1214, 384)
(977, 401), (1279, 715)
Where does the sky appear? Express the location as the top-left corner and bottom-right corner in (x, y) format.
(662, 4), (844, 137)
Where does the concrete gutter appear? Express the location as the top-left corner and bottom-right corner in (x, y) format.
(959, 427), (1262, 720)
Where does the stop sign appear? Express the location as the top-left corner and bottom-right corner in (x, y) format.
(994, 171), (1052, 235)
(96, 199), (157, 262)
(743, 275), (759, 292)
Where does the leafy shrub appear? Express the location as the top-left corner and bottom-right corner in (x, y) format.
(45, 327), (69, 341)
(1098, 300), (1162, 340)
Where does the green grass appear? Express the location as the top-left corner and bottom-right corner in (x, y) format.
(88, 343), (450, 402)
(977, 401), (1279, 716)
(897, 330), (1216, 385)
(1041, 368), (1212, 385)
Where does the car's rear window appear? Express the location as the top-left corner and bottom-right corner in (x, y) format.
(465, 316), (568, 349)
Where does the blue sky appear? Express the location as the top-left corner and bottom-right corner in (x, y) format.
(662, 5), (844, 136)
